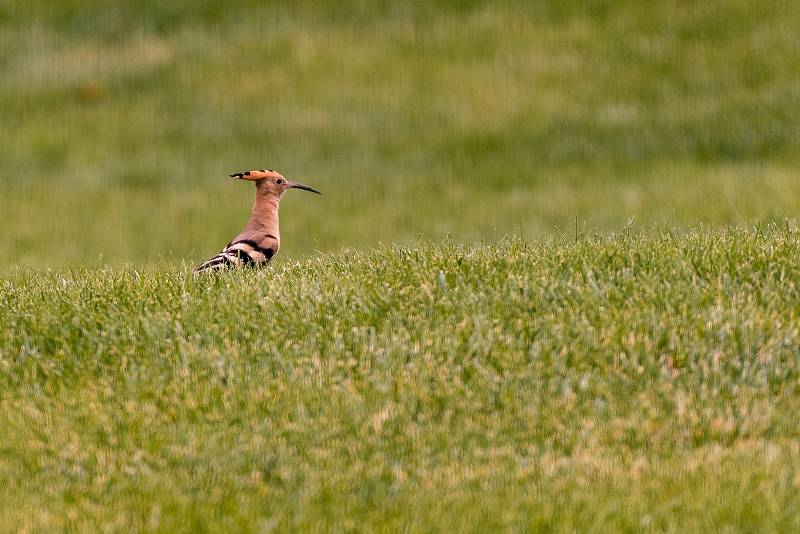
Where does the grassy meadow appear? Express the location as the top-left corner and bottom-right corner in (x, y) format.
(3, 0), (800, 531)
(4, 231), (800, 531)
(2, 0), (800, 265)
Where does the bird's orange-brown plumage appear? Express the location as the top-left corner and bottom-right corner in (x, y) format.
(194, 169), (320, 273)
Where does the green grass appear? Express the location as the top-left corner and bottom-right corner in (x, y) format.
(2, 0), (800, 267)
(2, 228), (800, 531)
(4, 1), (800, 531)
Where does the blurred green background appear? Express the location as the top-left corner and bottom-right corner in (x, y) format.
(2, 0), (799, 269)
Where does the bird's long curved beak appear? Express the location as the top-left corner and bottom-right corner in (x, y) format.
(288, 181), (321, 194)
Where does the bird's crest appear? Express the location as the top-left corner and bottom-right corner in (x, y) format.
(230, 169), (282, 181)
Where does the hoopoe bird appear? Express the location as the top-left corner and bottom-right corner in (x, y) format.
(194, 169), (320, 273)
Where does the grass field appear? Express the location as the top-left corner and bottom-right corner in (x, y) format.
(3, 0), (800, 531)
(2, 0), (800, 266)
(3, 230), (800, 531)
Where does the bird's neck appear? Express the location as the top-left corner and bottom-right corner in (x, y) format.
(241, 193), (280, 241)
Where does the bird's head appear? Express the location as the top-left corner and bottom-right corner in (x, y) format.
(229, 169), (321, 198)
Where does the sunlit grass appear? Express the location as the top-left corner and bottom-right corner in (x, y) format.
(3, 2), (800, 530)
(2, 229), (800, 531)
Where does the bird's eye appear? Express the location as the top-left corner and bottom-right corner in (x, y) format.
(276, 179), (284, 185)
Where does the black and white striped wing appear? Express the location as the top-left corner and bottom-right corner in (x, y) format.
(194, 240), (276, 273)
